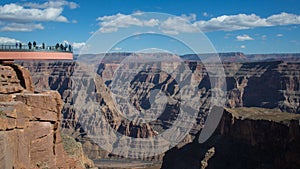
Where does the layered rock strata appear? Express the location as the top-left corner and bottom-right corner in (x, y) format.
(0, 63), (93, 168)
(162, 107), (300, 169)
(20, 59), (300, 166)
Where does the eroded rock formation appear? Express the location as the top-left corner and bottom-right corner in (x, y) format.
(161, 107), (300, 169)
(0, 63), (94, 168)
(19, 57), (300, 168)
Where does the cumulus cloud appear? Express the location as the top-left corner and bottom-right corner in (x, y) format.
(1, 23), (44, 32)
(0, 37), (21, 44)
(72, 42), (86, 50)
(236, 34), (254, 41)
(240, 45), (246, 49)
(97, 13), (198, 34)
(0, 1), (78, 32)
(97, 12), (300, 34)
(195, 12), (300, 32)
(97, 13), (159, 33)
(180, 13), (197, 21)
(160, 16), (199, 34)
(266, 12), (300, 26)
(23, 1), (79, 10)
(0, 3), (68, 23)
(194, 14), (271, 32)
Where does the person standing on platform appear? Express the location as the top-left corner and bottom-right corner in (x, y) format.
(42, 43), (45, 49)
(19, 43), (22, 49)
(68, 44), (72, 52)
(28, 42), (32, 49)
(64, 43), (68, 51)
(33, 41), (36, 49)
(60, 44), (64, 51)
(55, 43), (59, 50)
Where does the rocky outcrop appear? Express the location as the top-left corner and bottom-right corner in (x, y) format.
(200, 147), (215, 169)
(161, 107), (300, 169)
(0, 64), (94, 168)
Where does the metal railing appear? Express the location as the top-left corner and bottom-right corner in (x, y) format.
(0, 44), (73, 53)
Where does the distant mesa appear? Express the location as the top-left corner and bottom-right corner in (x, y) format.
(75, 52), (300, 63)
(0, 43), (73, 62)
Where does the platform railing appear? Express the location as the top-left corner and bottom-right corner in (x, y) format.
(0, 44), (73, 53)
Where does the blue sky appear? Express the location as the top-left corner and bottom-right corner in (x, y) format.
(0, 0), (300, 54)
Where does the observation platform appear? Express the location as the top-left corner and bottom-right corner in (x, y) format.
(0, 44), (73, 62)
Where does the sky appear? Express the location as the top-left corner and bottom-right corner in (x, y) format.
(0, 0), (300, 54)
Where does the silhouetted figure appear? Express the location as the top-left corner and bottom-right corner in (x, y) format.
(68, 44), (72, 52)
(42, 43), (45, 49)
(33, 41), (36, 49)
(28, 42), (32, 49)
(55, 43), (59, 50)
(60, 44), (64, 51)
(15, 43), (18, 49)
(19, 43), (22, 49)
(64, 43), (68, 51)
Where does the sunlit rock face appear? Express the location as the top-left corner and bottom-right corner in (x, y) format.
(0, 64), (94, 168)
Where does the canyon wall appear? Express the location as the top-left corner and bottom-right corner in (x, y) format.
(0, 63), (93, 168)
(162, 107), (300, 169)
(20, 59), (300, 166)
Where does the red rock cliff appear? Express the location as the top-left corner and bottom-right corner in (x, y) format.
(0, 64), (94, 168)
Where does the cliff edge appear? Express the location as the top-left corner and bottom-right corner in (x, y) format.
(0, 63), (94, 168)
(161, 107), (300, 169)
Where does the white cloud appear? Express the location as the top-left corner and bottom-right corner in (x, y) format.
(0, 37), (21, 44)
(195, 13), (270, 32)
(261, 35), (267, 40)
(1, 23), (44, 32)
(180, 13), (197, 21)
(0, 1), (78, 32)
(203, 12), (209, 17)
(266, 12), (300, 26)
(202, 12), (212, 17)
(195, 12), (300, 32)
(96, 12), (300, 34)
(276, 34), (284, 37)
(99, 27), (118, 33)
(63, 40), (70, 45)
(72, 42), (86, 50)
(68, 2), (79, 9)
(132, 10), (144, 16)
(0, 3), (68, 23)
(97, 13), (199, 34)
(240, 45), (246, 49)
(236, 34), (254, 41)
(23, 1), (79, 10)
(143, 18), (159, 27)
(160, 16), (199, 34)
(97, 13), (159, 33)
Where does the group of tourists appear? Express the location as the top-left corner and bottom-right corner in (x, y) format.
(14, 41), (72, 52)
(27, 41), (43, 50)
(54, 43), (72, 52)
(14, 41), (44, 50)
